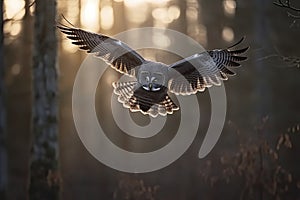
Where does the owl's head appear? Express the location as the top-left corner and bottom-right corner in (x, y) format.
(138, 71), (165, 92)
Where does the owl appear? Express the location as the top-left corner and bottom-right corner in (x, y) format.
(58, 23), (248, 117)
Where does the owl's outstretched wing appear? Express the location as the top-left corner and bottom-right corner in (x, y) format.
(57, 23), (145, 76)
(168, 37), (249, 95)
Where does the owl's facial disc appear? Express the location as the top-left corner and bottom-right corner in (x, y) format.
(139, 71), (164, 92)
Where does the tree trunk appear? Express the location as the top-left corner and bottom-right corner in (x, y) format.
(0, 0), (7, 199)
(29, 0), (60, 199)
(200, 0), (224, 47)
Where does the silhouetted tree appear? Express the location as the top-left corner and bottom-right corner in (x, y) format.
(0, 1), (7, 199)
(5, 0), (33, 198)
(29, 0), (60, 199)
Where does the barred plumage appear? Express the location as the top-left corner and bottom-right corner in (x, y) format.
(168, 37), (249, 95)
(113, 82), (178, 117)
(57, 24), (144, 77)
(58, 21), (248, 117)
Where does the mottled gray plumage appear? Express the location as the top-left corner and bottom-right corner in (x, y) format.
(57, 23), (248, 117)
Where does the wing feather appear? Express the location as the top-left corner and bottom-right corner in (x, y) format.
(168, 37), (249, 95)
(57, 23), (145, 77)
(113, 82), (178, 117)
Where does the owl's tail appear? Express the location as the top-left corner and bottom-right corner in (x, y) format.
(113, 81), (179, 117)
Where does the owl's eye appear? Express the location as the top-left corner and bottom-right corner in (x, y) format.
(140, 71), (150, 83)
(151, 73), (164, 85)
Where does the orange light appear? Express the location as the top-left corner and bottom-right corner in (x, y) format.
(101, 5), (114, 30)
(222, 26), (234, 42)
(80, 0), (100, 32)
(223, 0), (236, 16)
(4, 0), (25, 20)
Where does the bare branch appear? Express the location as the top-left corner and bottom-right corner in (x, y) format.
(273, 0), (300, 12)
(281, 56), (300, 68)
(273, 0), (300, 19)
(287, 12), (300, 19)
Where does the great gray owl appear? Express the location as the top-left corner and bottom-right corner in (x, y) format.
(57, 23), (248, 117)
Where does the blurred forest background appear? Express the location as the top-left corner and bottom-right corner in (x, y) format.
(1, 0), (300, 199)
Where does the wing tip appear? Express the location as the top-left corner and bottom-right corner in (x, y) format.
(56, 14), (76, 28)
(227, 36), (246, 49)
(227, 36), (250, 55)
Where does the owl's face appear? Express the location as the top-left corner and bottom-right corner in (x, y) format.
(138, 71), (165, 92)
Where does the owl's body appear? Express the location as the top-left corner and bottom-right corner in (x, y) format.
(58, 22), (249, 117)
(113, 61), (178, 116)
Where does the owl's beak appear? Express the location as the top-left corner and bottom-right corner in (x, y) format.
(148, 83), (153, 90)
